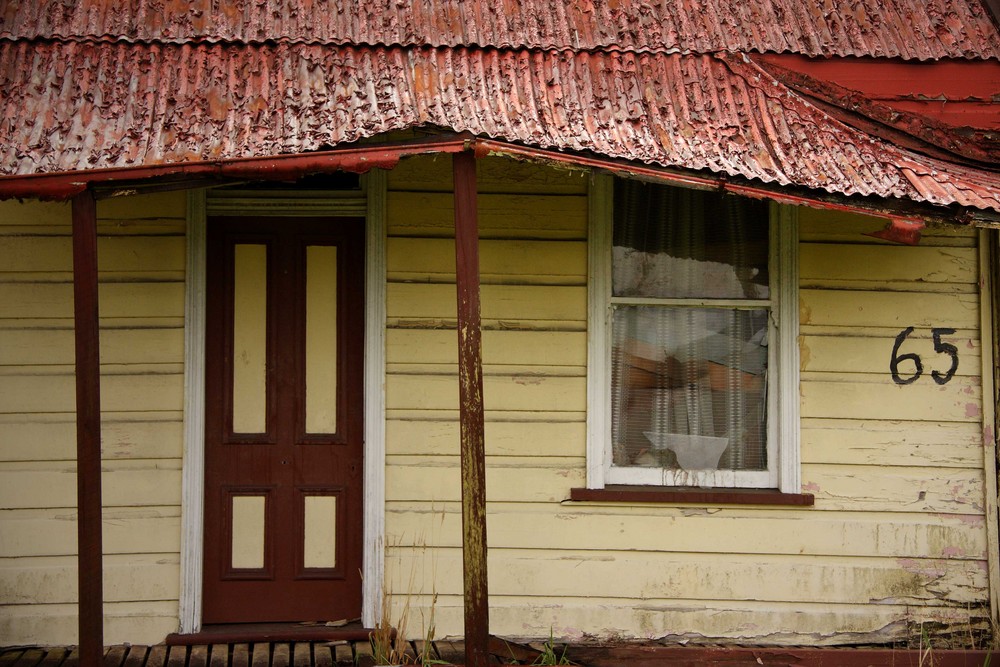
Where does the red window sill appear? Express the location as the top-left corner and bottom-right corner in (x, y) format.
(569, 485), (815, 506)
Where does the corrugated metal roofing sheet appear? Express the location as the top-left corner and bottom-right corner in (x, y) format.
(2, 41), (997, 210)
(2, 0), (999, 61)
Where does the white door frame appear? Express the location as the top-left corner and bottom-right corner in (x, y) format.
(178, 172), (388, 632)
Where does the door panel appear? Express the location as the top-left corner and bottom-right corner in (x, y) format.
(203, 217), (364, 624)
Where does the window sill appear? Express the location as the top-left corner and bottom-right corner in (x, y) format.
(569, 485), (815, 506)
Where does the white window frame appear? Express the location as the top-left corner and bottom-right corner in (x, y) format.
(586, 173), (800, 493)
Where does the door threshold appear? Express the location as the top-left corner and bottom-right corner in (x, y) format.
(165, 621), (371, 645)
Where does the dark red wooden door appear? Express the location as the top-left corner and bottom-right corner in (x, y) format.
(203, 217), (364, 624)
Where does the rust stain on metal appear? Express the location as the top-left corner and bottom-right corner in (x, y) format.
(2, 42), (999, 211)
(2, 0), (998, 60)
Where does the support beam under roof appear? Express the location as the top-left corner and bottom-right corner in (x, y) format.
(72, 190), (104, 666)
(452, 151), (490, 667)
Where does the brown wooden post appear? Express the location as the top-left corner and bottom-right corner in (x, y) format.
(72, 190), (104, 665)
(453, 150), (489, 667)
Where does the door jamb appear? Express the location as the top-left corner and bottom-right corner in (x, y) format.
(178, 174), (387, 632)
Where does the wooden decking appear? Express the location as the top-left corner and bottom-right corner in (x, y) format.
(1, 642), (462, 667)
(2, 640), (996, 667)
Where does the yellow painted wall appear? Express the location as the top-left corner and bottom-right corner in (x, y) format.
(382, 156), (992, 646)
(0, 194), (186, 645)
(0, 156), (991, 648)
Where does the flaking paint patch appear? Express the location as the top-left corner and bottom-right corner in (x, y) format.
(965, 402), (981, 418)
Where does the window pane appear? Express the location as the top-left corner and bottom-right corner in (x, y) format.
(611, 306), (768, 472)
(613, 181), (769, 299)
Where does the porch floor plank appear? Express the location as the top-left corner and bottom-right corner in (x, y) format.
(165, 646), (187, 667)
(206, 645), (227, 667)
(144, 645), (167, 667)
(0, 650), (23, 667)
(12, 649), (45, 667)
(60, 647), (79, 667)
(229, 644), (249, 667)
(35, 648), (68, 667)
(187, 646), (207, 667)
(121, 646), (148, 667)
(250, 644), (269, 667)
(103, 645), (126, 667)
(308, 646), (329, 667)
(330, 643), (352, 665)
(269, 645), (288, 667)
(290, 644), (309, 667)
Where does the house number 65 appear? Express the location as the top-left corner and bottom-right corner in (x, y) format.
(890, 327), (959, 386)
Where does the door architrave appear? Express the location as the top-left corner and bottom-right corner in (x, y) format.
(179, 173), (387, 632)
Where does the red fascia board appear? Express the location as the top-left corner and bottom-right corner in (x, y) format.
(473, 139), (976, 224)
(0, 137), (472, 201)
(0, 135), (979, 226)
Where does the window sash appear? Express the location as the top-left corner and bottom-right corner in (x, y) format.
(587, 174), (799, 492)
(606, 300), (778, 489)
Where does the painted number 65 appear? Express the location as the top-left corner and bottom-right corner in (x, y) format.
(890, 327), (959, 386)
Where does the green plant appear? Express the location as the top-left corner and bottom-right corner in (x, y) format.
(918, 622), (935, 667)
(532, 630), (571, 666)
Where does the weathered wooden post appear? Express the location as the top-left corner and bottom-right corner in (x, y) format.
(452, 150), (489, 667)
(72, 190), (104, 666)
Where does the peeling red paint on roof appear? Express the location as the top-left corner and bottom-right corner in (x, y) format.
(2, 41), (998, 211)
(2, 0), (999, 61)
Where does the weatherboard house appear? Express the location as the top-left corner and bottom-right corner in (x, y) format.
(2, 0), (1000, 659)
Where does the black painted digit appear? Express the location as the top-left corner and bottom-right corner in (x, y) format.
(890, 326), (922, 385)
(930, 327), (959, 385)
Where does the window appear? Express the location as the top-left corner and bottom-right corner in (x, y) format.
(587, 175), (799, 492)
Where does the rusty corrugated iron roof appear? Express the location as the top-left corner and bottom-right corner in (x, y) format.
(2, 0), (999, 61)
(2, 41), (997, 211)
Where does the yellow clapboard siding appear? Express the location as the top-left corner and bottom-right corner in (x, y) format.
(0, 553), (179, 604)
(388, 154), (589, 194)
(800, 375), (981, 422)
(0, 220), (187, 236)
(384, 455), (984, 514)
(393, 596), (979, 644)
(386, 374), (585, 412)
(799, 244), (977, 285)
(385, 458), (585, 503)
(383, 548), (986, 605)
(0, 328), (183, 366)
(387, 192), (587, 239)
(1, 507), (181, 557)
(0, 236), (185, 273)
(0, 283), (184, 319)
(98, 192), (187, 219)
(0, 373), (183, 414)
(387, 238), (586, 285)
(0, 462), (182, 509)
(798, 208), (976, 246)
(0, 417), (183, 462)
(801, 418), (983, 468)
(384, 503), (986, 558)
(387, 283), (586, 322)
(0, 600), (179, 646)
(801, 463), (984, 515)
(387, 330), (587, 367)
(800, 333), (979, 376)
(386, 420), (586, 457)
(387, 409), (585, 422)
(799, 289), (979, 329)
(0, 199), (70, 228)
